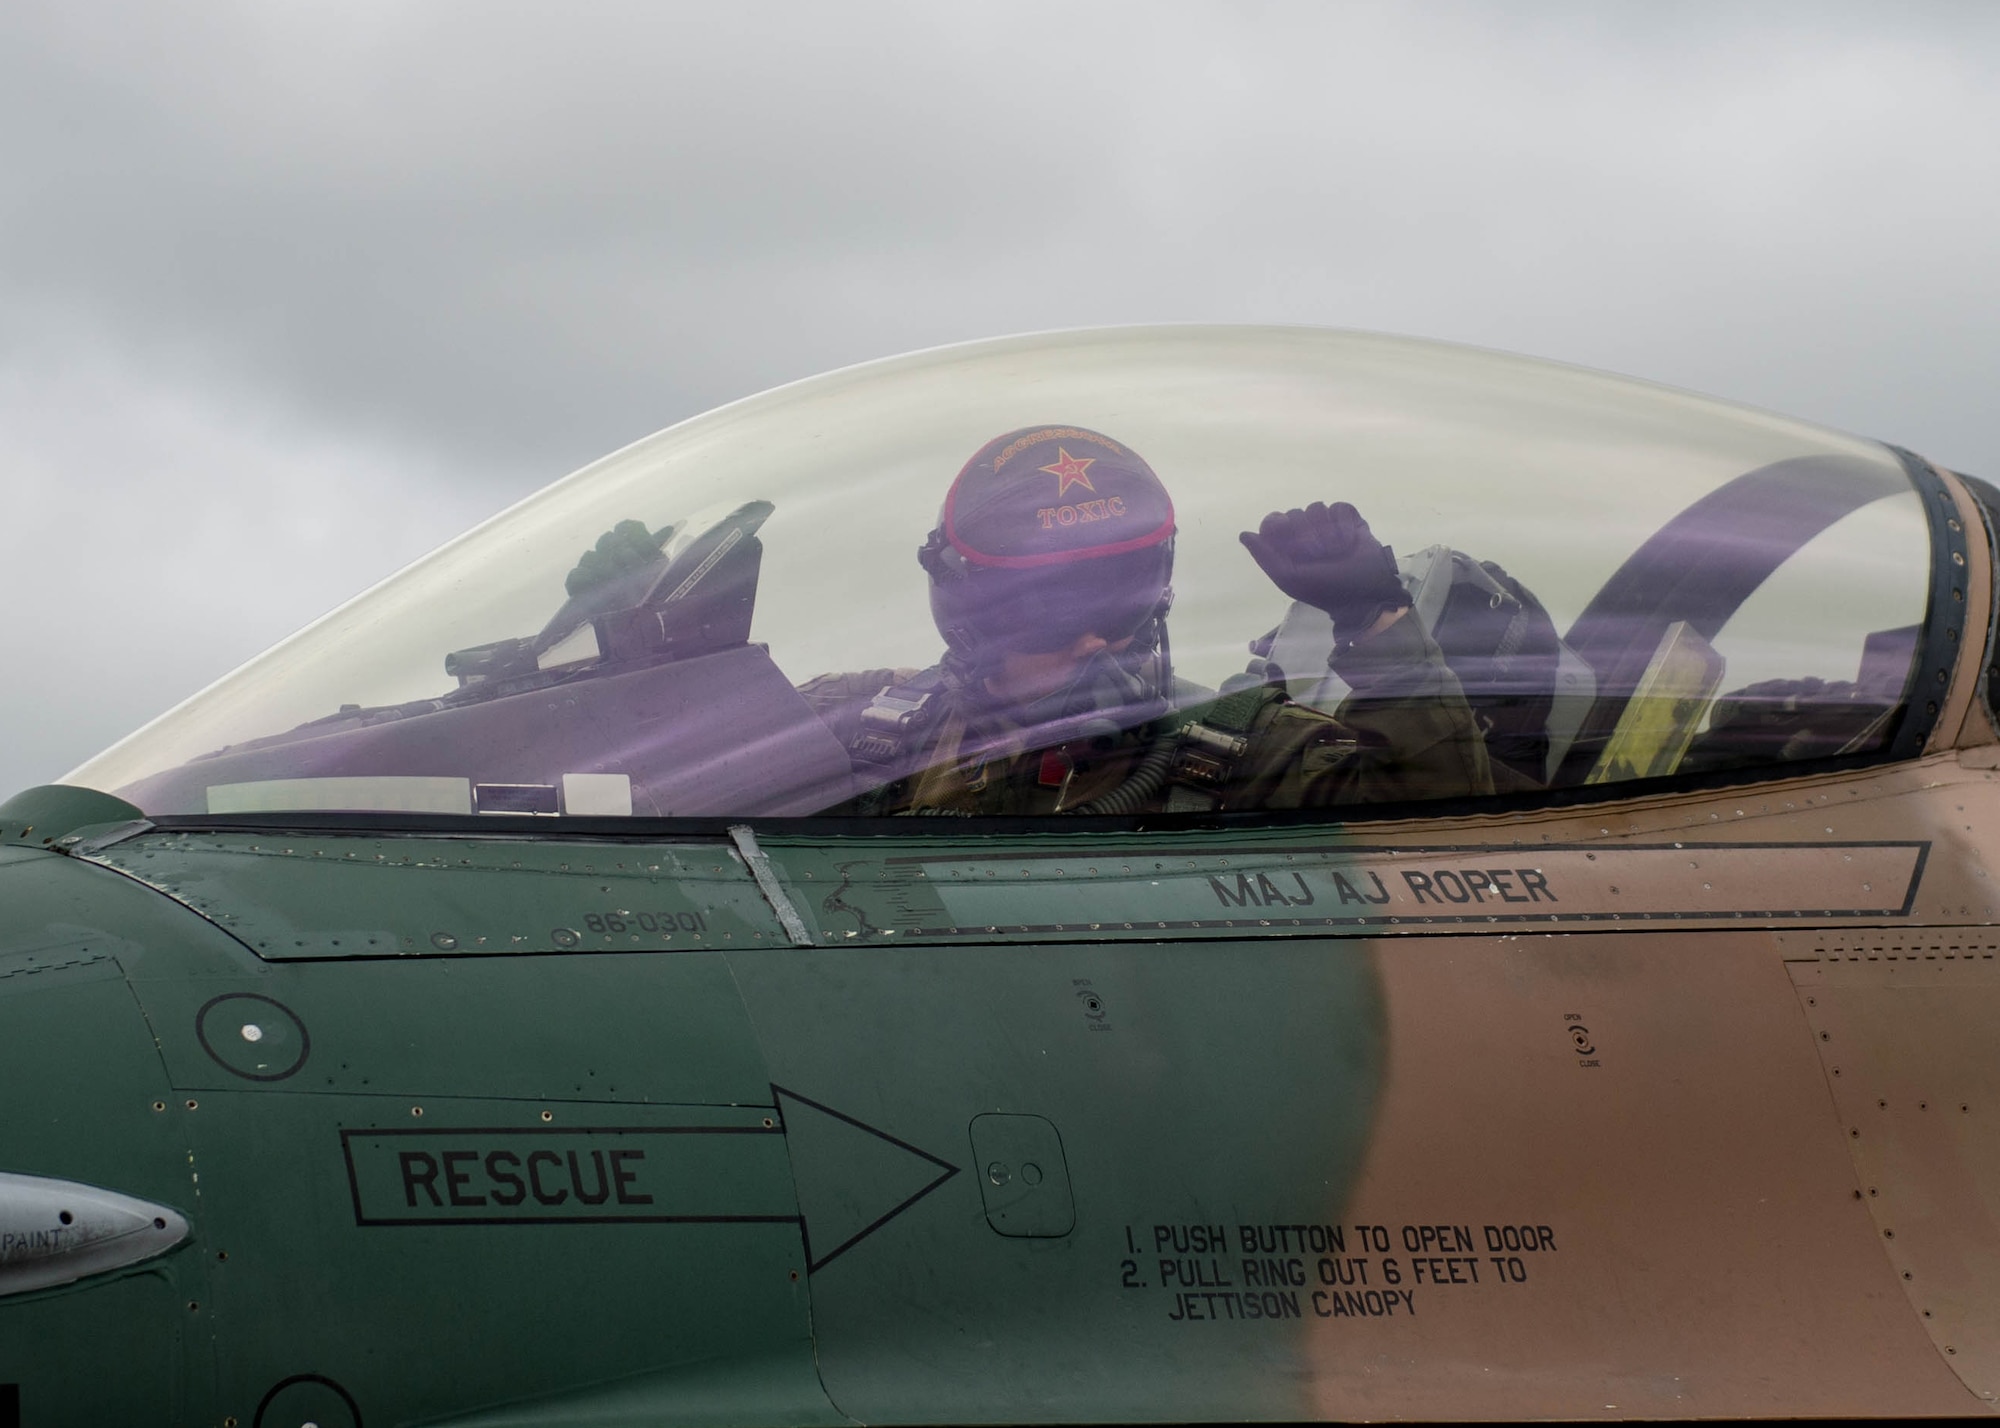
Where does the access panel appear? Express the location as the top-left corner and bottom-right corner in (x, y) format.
(728, 937), (1385, 1423)
(121, 941), (834, 1426)
(1792, 941), (2000, 1404)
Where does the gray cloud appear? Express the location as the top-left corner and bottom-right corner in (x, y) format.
(2, 1), (1997, 791)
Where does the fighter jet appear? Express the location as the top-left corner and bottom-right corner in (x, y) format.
(2, 325), (1995, 1425)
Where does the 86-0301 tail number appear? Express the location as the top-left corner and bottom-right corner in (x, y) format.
(583, 910), (708, 935)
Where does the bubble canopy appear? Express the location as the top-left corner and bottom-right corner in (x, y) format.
(71, 327), (1937, 823)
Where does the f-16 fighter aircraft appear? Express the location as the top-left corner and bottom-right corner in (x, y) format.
(3, 326), (1998, 1424)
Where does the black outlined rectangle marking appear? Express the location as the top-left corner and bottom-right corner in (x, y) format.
(338, 1124), (797, 1228)
(885, 840), (1932, 937)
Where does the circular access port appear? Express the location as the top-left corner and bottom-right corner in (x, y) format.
(197, 994), (312, 1082)
(254, 1373), (361, 1428)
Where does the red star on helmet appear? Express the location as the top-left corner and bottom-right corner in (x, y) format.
(1039, 447), (1096, 497)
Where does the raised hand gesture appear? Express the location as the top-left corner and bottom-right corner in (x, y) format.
(1239, 502), (1408, 633)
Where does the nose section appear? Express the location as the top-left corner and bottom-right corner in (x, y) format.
(0, 809), (206, 1422)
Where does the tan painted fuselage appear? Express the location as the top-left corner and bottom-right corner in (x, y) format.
(1283, 469), (2000, 1417)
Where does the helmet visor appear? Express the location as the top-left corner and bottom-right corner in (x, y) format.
(942, 544), (1173, 654)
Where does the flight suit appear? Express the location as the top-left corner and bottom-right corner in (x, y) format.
(800, 612), (1493, 815)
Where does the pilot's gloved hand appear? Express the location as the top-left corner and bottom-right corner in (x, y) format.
(1239, 502), (1408, 632)
(565, 519), (664, 598)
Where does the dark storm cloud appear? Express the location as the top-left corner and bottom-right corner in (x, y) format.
(1, 1), (1996, 789)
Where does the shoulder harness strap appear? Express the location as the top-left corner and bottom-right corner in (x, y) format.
(1164, 683), (1283, 812)
(849, 666), (953, 769)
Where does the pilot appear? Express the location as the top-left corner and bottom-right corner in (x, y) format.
(796, 424), (1493, 815)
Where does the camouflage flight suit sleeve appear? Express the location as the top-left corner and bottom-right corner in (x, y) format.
(796, 668), (920, 752)
(1224, 612), (1494, 809)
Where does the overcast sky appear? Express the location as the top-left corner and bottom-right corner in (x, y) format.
(3, 2), (1997, 795)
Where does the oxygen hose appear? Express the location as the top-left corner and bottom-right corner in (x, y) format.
(1070, 728), (1178, 815)
(1061, 629), (1181, 816)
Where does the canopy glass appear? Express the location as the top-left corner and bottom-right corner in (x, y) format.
(68, 327), (1931, 821)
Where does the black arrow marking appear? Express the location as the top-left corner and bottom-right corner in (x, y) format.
(771, 1083), (959, 1272)
(336, 1093), (958, 1272)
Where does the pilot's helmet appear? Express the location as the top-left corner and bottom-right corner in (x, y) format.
(919, 424), (1176, 664)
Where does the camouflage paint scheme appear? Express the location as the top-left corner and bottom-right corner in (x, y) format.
(0, 469), (1997, 1424)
